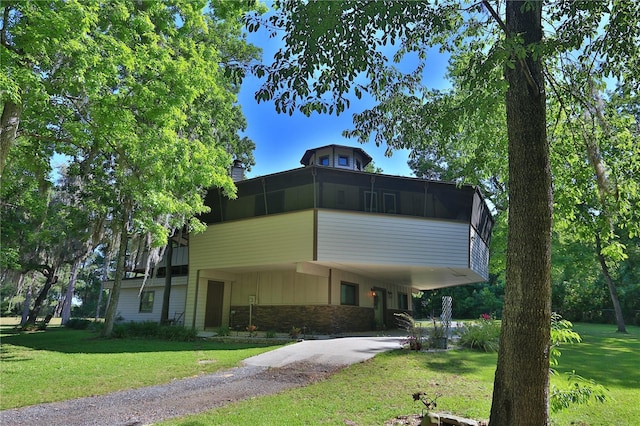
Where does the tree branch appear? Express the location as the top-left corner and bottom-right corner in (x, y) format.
(483, 0), (540, 95)
(482, 0), (508, 35)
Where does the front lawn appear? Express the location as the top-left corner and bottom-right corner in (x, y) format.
(162, 323), (639, 425)
(1, 322), (637, 425)
(0, 325), (283, 410)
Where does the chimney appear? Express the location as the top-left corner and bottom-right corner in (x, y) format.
(231, 159), (245, 182)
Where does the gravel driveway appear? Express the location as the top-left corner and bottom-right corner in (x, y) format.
(1, 361), (343, 426)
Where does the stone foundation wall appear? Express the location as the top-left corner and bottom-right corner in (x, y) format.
(229, 304), (375, 334)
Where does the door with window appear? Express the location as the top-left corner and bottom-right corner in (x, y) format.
(373, 287), (387, 329)
(205, 280), (224, 328)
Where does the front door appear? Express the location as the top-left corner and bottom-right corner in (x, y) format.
(373, 287), (387, 329)
(205, 280), (224, 328)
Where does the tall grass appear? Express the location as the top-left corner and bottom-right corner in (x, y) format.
(457, 319), (501, 352)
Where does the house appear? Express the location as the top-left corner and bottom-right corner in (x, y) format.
(106, 145), (493, 333)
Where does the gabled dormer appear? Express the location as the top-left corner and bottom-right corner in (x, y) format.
(300, 144), (373, 171)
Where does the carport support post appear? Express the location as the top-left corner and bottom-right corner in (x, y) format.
(442, 296), (452, 340)
(248, 295), (256, 328)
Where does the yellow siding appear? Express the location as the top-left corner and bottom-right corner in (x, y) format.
(231, 271), (328, 306)
(190, 210), (315, 270)
(185, 211), (314, 328)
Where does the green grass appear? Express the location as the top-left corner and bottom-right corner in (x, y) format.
(0, 325), (283, 410)
(163, 350), (497, 425)
(162, 323), (639, 426)
(1, 323), (638, 425)
(550, 323), (640, 425)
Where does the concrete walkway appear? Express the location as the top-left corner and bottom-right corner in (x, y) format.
(243, 335), (405, 367)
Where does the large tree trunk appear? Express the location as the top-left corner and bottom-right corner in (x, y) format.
(490, 2), (552, 425)
(94, 282), (105, 320)
(101, 211), (130, 337)
(61, 258), (82, 325)
(160, 240), (173, 325)
(0, 100), (22, 178)
(25, 267), (59, 326)
(95, 248), (111, 320)
(595, 234), (627, 333)
(21, 283), (32, 326)
(582, 87), (627, 333)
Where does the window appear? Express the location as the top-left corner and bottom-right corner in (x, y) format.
(340, 282), (358, 306)
(156, 265), (189, 277)
(338, 155), (349, 166)
(139, 290), (154, 313)
(398, 292), (409, 310)
(383, 193), (397, 214)
(319, 156), (330, 166)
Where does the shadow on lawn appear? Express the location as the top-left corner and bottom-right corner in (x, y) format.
(0, 325), (287, 356)
(554, 324), (640, 390)
(384, 345), (495, 376)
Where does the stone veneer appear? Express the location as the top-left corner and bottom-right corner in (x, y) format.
(229, 305), (375, 334)
(227, 305), (412, 334)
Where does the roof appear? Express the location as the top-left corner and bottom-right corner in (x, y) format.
(300, 144), (373, 167)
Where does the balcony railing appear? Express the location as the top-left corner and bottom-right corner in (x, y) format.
(200, 166), (493, 245)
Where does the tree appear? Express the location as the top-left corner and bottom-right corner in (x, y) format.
(0, 144), (94, 326)
(547, 74), (639, 333)
(2, 1), (263, 335)
(246, 1), (638, 423)
(0, 0), (101, 178)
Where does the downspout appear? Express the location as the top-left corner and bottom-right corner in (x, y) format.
(192, 269), (200, 329)
(327, 268), (332, 304)
(218, 189), (224, 222)
(228, 277), (233, 329)
(370, 175), (375, 212)
(423, 182), (429, 217)
(312, 167), (317, 209)
(262, 178), (268, 215)
(256, 273), (260, 305)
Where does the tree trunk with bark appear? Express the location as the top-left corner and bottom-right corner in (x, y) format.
(582, 88), (627, 333)
(101, 210), (130, 337)
(25, 267), (59, 326)
(21, 283), (32, 326)
(61, 257), (82, 325)
(490, 2), (553, 425)
(160, 240), (173, 325)
(595, 234), (627, 333)
(0, 100), (21, 178)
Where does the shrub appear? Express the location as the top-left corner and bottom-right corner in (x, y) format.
(246, 324), (258, 337)
(127, 321), (161, 337)
(394, 312), (425, 350)
(64, 318), (93, 330)
(265, 330), (277, 338)
(109, 321), (196, 341)
(216, 326), (230, 337)
(425, 318), (448, 349)
(289, 326), (301, 339)
(458, 316), (501, 352)
(111, 324), (129, 338)
(549, 312), (609, 412)
(157, 325), (197, 341)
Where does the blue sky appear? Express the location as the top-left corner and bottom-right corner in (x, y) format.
(237, 26), (451, 179)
